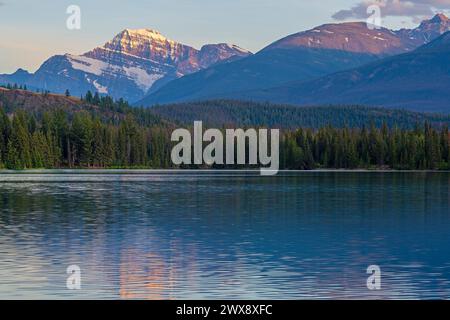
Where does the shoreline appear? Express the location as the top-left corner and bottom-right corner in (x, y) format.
(0, 168), (449, 174)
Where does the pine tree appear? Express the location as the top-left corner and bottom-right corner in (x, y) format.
(0, 108), (11, 165)
(85, 91), (93, 103)
(71, 112), (93, 167)
(93, 92), (101, 105)
(31, 131), (45, 168)
(6, 111), (32, 169)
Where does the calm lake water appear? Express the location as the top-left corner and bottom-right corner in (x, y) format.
(0, 171), (449, 299)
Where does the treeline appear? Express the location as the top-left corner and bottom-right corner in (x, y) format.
(1, 82), (51, 96)
(1, 83), (28, 91)
(79, 90), (166, 127)
(1, 107), (449, 170)
(282, 124), (450, 170)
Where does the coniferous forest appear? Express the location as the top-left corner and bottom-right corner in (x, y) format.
(0, 88), (449, 170)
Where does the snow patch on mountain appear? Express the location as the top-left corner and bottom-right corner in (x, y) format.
(93, 80), (108, 94)
(68, 54), (106, 76)
(123, 66), (163, 91)
(67, 54), (162, 92)
(225, 44), (252, 54)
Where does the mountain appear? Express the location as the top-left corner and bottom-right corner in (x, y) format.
(138, 47), (378, 106)
(1, 68), (33, 85)
(239, 31), (450, 113)
(264, 23), (411, 55)
(0, 29), (251, 103)
(139, 14), (450, 106)
(397, 13), (450, 44)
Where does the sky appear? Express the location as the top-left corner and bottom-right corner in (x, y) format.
(0, 0), (449, 73)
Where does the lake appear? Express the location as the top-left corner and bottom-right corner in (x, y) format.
(0, 171), (449, 299)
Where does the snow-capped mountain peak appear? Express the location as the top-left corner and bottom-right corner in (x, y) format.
(113, 28), (170, 42)
(109, 28), (176, 47)
(98, 28), (187, 62)
(0, 28), (252, 102)
(124, 28), (164, 37)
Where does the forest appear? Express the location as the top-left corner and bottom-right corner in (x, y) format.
(0, 89), (449, 170)
(150, 100), (450, 129)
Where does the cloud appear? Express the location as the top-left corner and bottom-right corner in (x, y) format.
(332, 0), (450, 21)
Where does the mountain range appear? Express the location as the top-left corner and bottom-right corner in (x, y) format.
(0, 29), (251, 102)
(140, 14), (450, 111)
(235, 30), (450, 113)
(1, 14), (449, 112)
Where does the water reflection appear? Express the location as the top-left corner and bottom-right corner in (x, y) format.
(0, 172), (449, 299)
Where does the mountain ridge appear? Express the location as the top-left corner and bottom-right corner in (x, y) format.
(233, 31), (450, 113)
(139, 14), (450, 107)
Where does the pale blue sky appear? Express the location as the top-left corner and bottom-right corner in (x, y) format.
(0, 0), (445, 73)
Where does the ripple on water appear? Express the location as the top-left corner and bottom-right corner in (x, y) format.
(0, 172), (449, 299)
